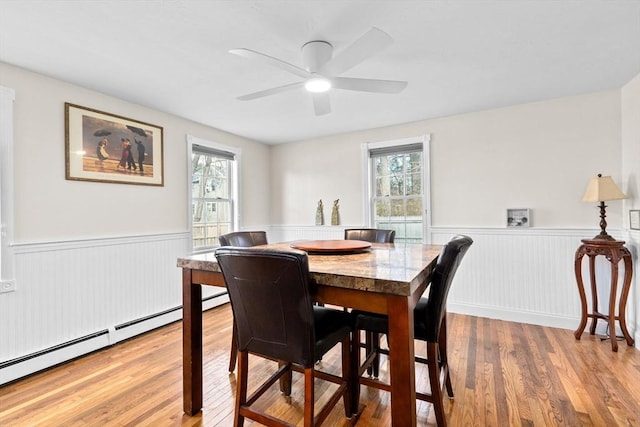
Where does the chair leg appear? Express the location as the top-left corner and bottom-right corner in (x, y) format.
(363, 331), (381, 378)
(234, 351), (249, 427)
(365, 331), (373, 377)
(427, 341), (447, 427)
(371, 332), (380, 378)
(278, 361), (293, 396)
(352, 328), (362, 414)
(439, 316), (454, 398)
(341, 335), (353, 417)
(229, 320), (238, 372)
(303, 367), (314, 427)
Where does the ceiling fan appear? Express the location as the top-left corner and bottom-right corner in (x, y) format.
(229, 27), (408, 116)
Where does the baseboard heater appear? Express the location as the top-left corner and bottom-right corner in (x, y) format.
(0, 292), (229, 384)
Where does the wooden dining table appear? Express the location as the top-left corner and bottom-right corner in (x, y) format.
(177, 241), (441, 426)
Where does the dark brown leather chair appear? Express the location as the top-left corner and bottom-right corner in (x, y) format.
(352, 235), (473, 426)
(344, 228), (396, 243)
(218, 230), (268, 248)
(344, 227), (395, 372)
(218, 231), (268, 372)
(215, 247), (355, 426)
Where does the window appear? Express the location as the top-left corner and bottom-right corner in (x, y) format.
(364, 136), (430, 243)
(188, 136), (240, 251)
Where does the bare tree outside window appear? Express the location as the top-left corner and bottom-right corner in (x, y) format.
(192, 150), (233, 250)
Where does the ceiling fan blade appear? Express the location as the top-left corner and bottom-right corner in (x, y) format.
(229, 48), (311, 79)
(236, 82), (304, 101)
(312, 92), (331, 116)
(331, 77), (407, 94)
(319, 27), (394, 77)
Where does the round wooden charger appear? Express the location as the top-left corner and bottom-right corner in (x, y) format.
(290, 239), (372, 254)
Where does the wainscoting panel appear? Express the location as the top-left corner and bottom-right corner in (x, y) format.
(271, 225), (638, 339)
(431, 227), (639, 336)
(0, 232), (228, 384)
(2, 227), (636, 384)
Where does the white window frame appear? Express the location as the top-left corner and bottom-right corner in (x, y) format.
(186, 134), (241, 252)
(0, 86), (16, 293)
(361, 134), (431, 243)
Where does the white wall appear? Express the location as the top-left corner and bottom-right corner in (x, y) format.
(271, 90), (622, 229)
(622, 72), (640, 344)
(1, 62), (271, 242)
(428, 92), (621, 228)
(622, 73), (640, 212)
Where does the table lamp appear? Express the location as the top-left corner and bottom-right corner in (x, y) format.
(581, 173), (627, 241)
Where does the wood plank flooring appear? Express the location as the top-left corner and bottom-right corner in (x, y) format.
(1, 306), (639, 426)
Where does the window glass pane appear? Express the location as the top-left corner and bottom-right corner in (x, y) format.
(406, 197), (423, 217)
(371, 144), (423, 243)
(192, 148), (234, 250)
(391, 198), (405, 217)
(374, 198), (390, 221)
(406, 172), (421, 195)
(210, 159), (229, 199)
(388, 154), (405, 196)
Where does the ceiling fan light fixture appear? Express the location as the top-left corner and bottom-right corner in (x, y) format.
(305, 77), (331, 93)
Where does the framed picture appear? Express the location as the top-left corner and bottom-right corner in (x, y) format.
(507, 208), (531, 227)
(65, 103), (164, 186)
(630, 210), (640, 230)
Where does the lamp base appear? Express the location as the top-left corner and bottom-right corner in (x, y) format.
(591, 232), (616, 241)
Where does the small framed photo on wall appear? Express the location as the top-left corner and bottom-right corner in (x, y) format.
(507, 208), (531, 227)
(630, 210), (640, 230)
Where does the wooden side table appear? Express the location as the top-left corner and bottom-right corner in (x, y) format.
(574, 238), (634, 351)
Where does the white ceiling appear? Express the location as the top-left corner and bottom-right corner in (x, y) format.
(1, 1), (639, 144)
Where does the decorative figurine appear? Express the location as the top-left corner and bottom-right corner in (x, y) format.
(331, 199), (340, 225)
(315, 199), (324, 225)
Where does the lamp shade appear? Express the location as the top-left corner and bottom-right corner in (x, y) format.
(581, 174), (627, 202)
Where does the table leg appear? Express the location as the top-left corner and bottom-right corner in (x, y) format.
(588, 255), (599, 335)
(574, 249), (588, 339)
(608, 250), (619, 352)
(619, 254), (635, 346)
(182, 268), (203, 415)
(387, 296), (417, 427)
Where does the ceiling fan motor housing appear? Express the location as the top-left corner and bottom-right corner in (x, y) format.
(302, 41), (333, 73)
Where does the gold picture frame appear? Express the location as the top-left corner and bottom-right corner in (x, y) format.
(65, 103), (164, 186)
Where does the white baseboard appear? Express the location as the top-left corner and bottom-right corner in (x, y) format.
(448, 302), (580, 331)
(0, 293), (229, 385)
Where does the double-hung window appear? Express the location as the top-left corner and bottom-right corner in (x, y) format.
(188, 136), (240, 251)
(365, 136), (430, 243)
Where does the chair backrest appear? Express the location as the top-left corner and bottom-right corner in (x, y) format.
(422, 235), (473, 342)
(218, 231), (268, 247)
(215, 247), (317, 367)
(344, 228), (396, 243)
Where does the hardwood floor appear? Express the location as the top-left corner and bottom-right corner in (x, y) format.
(1, 305), (639, 426)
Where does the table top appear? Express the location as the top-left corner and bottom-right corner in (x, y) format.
(177, 242), (441, 297)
